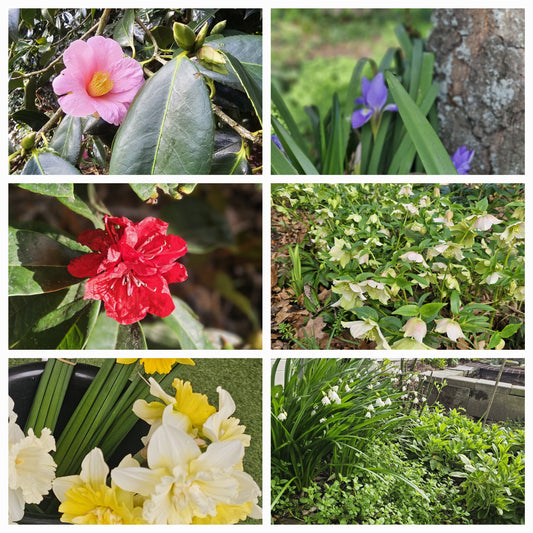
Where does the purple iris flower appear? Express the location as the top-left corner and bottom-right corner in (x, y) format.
(351, 72), (398, 130)
(271, 134), (283, 151)
(451, 146), (475, 174)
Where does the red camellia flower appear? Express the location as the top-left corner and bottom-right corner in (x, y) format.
(68, 215), (188, 325)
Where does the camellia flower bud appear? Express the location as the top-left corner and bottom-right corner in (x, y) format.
(194, 22), (209, 50)
(197, 46), (228, 75)
(173, 22), (196, 51)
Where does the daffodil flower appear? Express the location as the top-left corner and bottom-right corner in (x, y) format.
(117, 358), (194, 374)
(52, 448), (145, 524)
(9, 397), (57, 523)
(111, 423), (261, 524)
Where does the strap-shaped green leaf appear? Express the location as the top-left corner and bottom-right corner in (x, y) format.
(386, 72), (458, 175)
(109, 55), (214, 175)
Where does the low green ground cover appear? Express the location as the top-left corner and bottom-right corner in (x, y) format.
(271, 358), (524, 524)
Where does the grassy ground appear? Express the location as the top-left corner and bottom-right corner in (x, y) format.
(272, 8), (433, 130)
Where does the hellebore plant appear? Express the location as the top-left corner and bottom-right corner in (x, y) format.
(351, 72), (398, 137)
(52, 36), (144, 126)
(68, 215), (188, 325)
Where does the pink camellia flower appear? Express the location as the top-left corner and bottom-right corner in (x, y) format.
(68, 215), (187, 325)
(52, 36), (144, 126)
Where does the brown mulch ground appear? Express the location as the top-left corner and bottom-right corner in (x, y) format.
(271, 204), (376, 350)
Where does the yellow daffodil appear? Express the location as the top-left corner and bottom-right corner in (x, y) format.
(111, 423), (261, 524)
(53, 448), (145, 524)
(117, 358), (194, 374)
(133, 377), (216, 440)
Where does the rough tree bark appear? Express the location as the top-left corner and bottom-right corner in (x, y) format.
(426, 9), (524, 174)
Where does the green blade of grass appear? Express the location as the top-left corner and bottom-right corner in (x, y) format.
(272, 117), (319, 174)
(386, 72), (457, 175)
(271, 141), (298, 174)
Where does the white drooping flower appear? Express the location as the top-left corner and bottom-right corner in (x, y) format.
(342, 318), (391, 349)
(435, 318), (466, 342)
(9, 397), (57, 523)
(328, 389), (341, 405)
(401, 317), (427, 344)
(277, 411), (287, 421)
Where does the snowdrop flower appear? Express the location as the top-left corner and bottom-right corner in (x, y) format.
(345, 385), (351, 393)
(401, 317), (427, 343)
(9, 397), (57, 523)
(384, 398), (392, 406)
(367, 384), (373, 390)
(328, 389), (341, 405)
(319, 417), (327, 423)
(413, 397), (419, 404)
(321, 395), (331, 406)
(277, 411), (287, 421)
(365, 411), (372, 418)
(367, 404), (375, 411)
(311, 409), (317, 416)
(111, 423), (261, 524)
(435, 318), (466, 342)
(375, 397), (385, 408)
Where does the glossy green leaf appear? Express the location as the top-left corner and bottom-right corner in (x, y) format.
(499, 323), (522, 339)
(162, 297), (215, 349)
(50, 115), (82, 165)
(21, 151), (81, 174)
(222, 51), (262, 125)
(9, 226), (83, 295)
(199, 34), (262, 92)
(9, 285), (101, 349)
(109, 55), (214, 175)
(210, 131), (250, 175)
(113, 9), (136, 56)
(18, 183), (74, 198)
(129, 183), (197, 201)
(385, 72), (457, 175)
(84, 313), (147, 349)
(12, 109), (49, 130)
(160, 195), (233, 254)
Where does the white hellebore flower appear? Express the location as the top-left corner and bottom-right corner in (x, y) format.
(400, 251), (428, 268)
(468, 213), (503, 231)
(341, 318), (391, 349)
(9, 397), (57, 523)
(111, 423), (261, 524)
(435, 318), (466, 342)
(401, 317), (427, 344)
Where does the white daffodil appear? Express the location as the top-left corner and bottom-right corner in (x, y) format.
(435, 318), (466, 342)
(53, 448), (145, 524)
(111, 423), (261, 524)
(202, 387), (250, 447)
(9, 397), (56, 523)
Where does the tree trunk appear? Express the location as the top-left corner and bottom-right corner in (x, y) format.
(426, 9), (524, 174)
